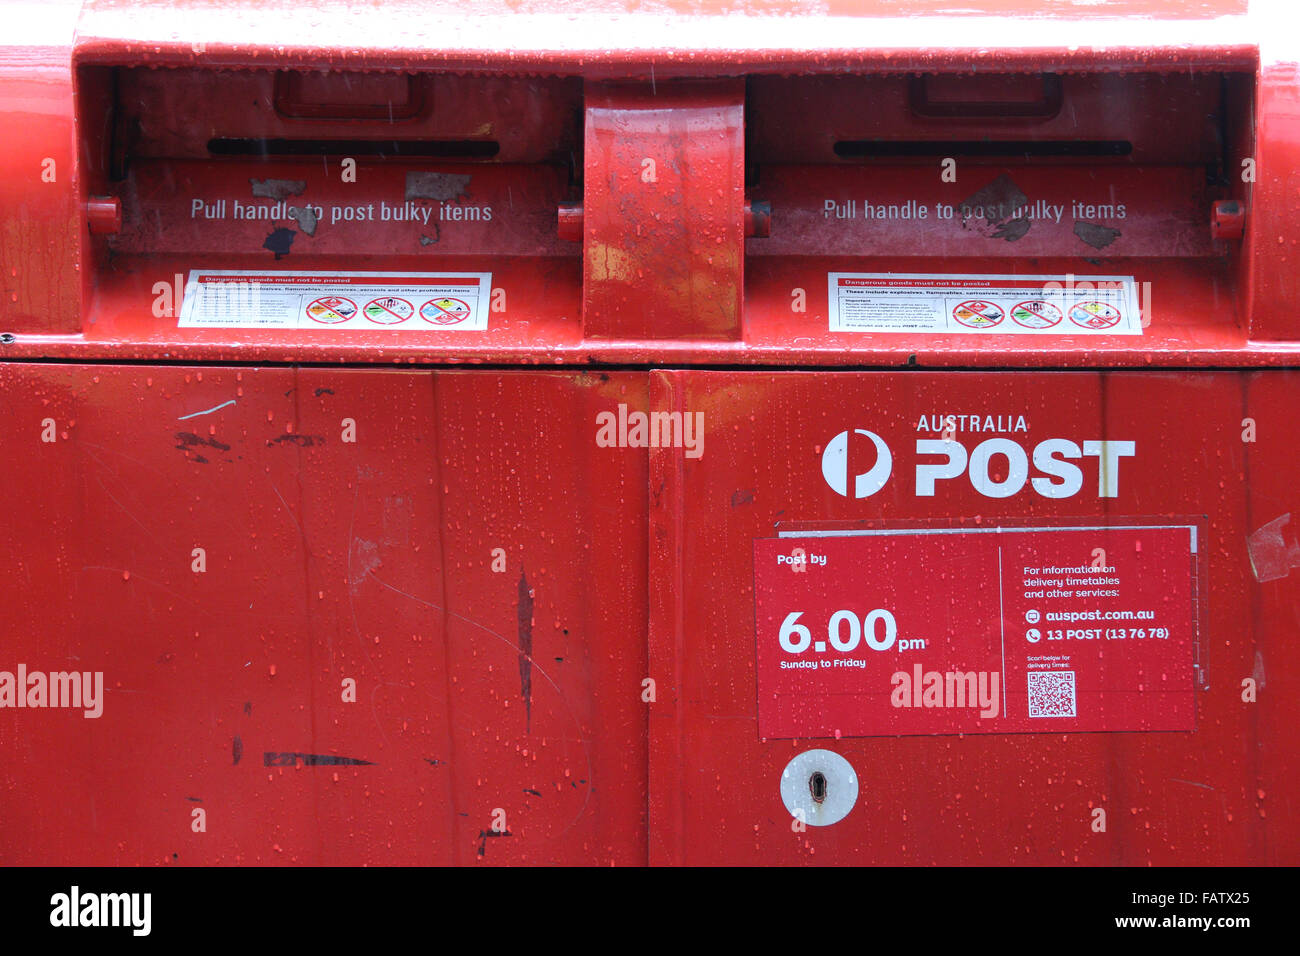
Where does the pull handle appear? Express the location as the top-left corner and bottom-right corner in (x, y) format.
(558, 200), (769, 240)
(909, 74), (1063, 120)
(273, 72), (427, 121)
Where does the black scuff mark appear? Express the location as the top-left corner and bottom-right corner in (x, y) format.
(232, 736), (243, 765)
(424, 758), (445, 766)
(176, 431), (230, 451)
(243, 701), (252, 715)
(263, 227), (296, 259)
(1074, 221), (1122, 250)
(250, 178), (306, 200)
(477, 829), (512, 857)
(518, 569), (534, 733)
(185, 796), (203, 803)
(730, 488), (755, 508)
(314, 387), (334, 397)
(263, 752), (375, 767)
(175, 431), (231, 464)
(523, 788), (541, 797)
(266, 433), (325, 447)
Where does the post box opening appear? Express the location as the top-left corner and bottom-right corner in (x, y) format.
(74, 65), (584, 346)
(744, 68), (1257, 348)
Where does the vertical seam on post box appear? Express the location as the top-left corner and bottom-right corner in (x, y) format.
(429, 370), (464, 864)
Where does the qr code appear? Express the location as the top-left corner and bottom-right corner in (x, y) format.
(1028, 671), (1076, 718)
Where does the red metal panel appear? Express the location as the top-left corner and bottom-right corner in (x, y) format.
(0, 1), (82, 335)
(69, 0), (1257, 76)
(112, 162), (569, 258)
(748, 74), (1224, 166)
(1, 0), (1298, 872)
(648, 369), (1296, 865)
(750, 165), (1216, 259)
(0, 364), (648, 865)
(4, 54), (1286, 368)
(112, 69), (582, 164)
(583, 80), (744, 341)
(1247, 26), (1300, 340)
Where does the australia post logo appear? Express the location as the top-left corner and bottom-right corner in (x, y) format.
(821, 420), (1135, 499)
(821, 429), (894, 497)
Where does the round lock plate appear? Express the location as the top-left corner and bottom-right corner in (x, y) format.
(780, 749), (859, 827)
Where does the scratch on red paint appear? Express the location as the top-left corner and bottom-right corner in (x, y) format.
(517, 570), (534, 733)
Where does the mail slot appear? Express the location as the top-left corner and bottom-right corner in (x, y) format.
(744, 69), (1256, 353)
(1, 0), (1299, 871)
(66, 65), (583, 353)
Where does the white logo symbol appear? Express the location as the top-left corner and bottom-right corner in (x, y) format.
(822, 429), (893, 498)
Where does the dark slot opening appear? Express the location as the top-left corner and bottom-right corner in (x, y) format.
(833, 140), (1133, 159)
(809, 771), (827, 804)
(207, 138), (500, 158)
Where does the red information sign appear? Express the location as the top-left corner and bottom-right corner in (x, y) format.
(753, 523), (1202, 738)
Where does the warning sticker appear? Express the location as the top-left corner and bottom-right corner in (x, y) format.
(753, 522), (1202, 738)
(362, 296), (415, 325)
(827, 273), (1143, 335)
(178, 271), (491, 331)
(306, 296), (357, 324)
(418, 297), (472, 325)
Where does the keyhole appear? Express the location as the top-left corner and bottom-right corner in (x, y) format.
(809, 771), (828, 804)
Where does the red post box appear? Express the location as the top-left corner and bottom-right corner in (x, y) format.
(0, 0), (1297, 867)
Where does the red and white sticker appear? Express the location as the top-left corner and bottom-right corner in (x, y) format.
(178, 271), (491, 331)
(306, 296), (357, 324)
(362, 296), (415, 324)
(827, 273), (1143, 335)
(753, 522), (1202, 738)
